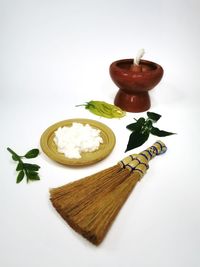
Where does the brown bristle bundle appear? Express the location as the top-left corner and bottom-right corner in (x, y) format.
(50, 167), (140, 245)
(49, 141), (167, 245)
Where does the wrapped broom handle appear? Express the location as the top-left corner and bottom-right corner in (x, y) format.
(119, 140), (167, 178)
(138, 140), (167, 160)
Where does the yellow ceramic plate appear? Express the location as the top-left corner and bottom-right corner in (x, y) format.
(40, 118), (116, 166)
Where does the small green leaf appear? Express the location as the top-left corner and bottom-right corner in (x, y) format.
(16, 162), (23, 171)
(145, 120), (153, 128)
(27, 171), (40, 181)
(126, 117), (145, 131)
(12, 154), (19, 161)
(147, 112), (161, 122)
(125, 130), (149, 152)
(151, 126), (176, 137)
(126, 122), (138, 131)
(136, 117), (146, 126)
(23, 163), (40, 171)
(16, 170), (25, 183)
(24, 149), (39, 159)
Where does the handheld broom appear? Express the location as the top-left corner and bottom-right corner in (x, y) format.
(50, 140), (167, 245)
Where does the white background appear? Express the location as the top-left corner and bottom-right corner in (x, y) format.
(1, 0), (200, 266)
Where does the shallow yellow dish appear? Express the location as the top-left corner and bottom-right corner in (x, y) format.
(40, 118), (116, 166)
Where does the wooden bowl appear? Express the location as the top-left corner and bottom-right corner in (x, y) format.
(109, 59), (164, 112)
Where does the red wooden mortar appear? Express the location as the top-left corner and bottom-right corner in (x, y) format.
(109, 59), (164, 112)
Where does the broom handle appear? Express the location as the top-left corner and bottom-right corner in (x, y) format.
(139, 140), (167, 160)
(119, 140), (167, 176)
(119, 140), (167, 166)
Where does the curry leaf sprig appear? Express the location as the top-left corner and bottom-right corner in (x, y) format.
(125, 112), (176, 152)
(7, 147), (41, 183)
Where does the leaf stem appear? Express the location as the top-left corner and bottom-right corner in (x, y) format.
(75, 104), (86, 107)
(7, 147), (19, 157)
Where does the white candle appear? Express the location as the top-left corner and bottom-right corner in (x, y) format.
(134, 49), (145, 65)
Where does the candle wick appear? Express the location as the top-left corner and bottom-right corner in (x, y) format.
(134, 49), (145, 65)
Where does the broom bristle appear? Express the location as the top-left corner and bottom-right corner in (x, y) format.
(50, 167), (140, 245)
(69, 172), (140, 245)
(50, 164), (120, 199)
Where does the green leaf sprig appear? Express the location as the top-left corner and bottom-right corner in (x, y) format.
(7, 147), (41, 183)
(125, 112), (176, 152)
